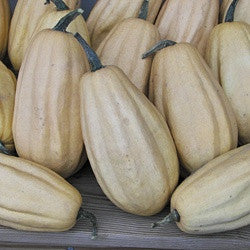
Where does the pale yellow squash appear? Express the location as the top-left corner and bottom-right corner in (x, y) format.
(13, 11), (89, 178)
(206, 22), (250, 144)
(32, 3), (91, 45)
(8, 0), (80, 71)
(0, 61), (16, 151)
(87, 0), (162, 50)
(0, 153), (82, 232)
(155, 0), (219, 56)
(97, 17), (160, 94)
(75, 33), (179, 216)
(154, 144), (250, 234)
(146, 41), (238, 172)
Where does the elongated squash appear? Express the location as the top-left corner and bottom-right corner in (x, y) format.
(0, 0), (10, 59)
(144, 41), (238, 173)
(96, 1), (160, 95)
(87, 0), (162, 50)
(206, 22), (250, 144)
(13, 10), (89, 178)
(32, 0), (91, 45)
(220, 0), (250, 24)
(155, 0), (219, 56)
(153, 144), (250, 234)
(0, 61), (16, 152)
(8, 0), (80, 71)
(0, 153), (82, 232)
(75, 33), (179, 216)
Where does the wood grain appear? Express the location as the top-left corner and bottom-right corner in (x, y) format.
(0, 165), (249, 249)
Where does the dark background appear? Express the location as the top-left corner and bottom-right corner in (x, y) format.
(9, 0), (98, 19)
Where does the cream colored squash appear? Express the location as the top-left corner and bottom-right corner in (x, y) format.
(153, 144), (250, 234)
(75, 33), (179, 216)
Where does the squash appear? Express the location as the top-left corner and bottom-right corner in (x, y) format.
(220, 0), (250, 24)
(153, 144), (250, 234)
(155, 0), (219, 56)
(144, 41), (238, 173)
(0, 153), (82, 232)
(205, 21), (250, 144)
(75, 33), (179, 216)
(87, 0), (162, 50)
(12, 10), (89, 178)
(8, 0), (80, 71)
(0, 0), (10, 59)
(96, 0), (160, 95)
(0, 61), (16, 153)
(32, 0), (91, 45)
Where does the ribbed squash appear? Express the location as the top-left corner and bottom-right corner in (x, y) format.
(13, 10), (89, 178)
(155, 0), (219, 56)
(206, 22), (250, 144)
(87, 0), (162, 50)
(32, 1), (91, 45)
(220, 0), (250, 24)
(75, 34), (179, 216)
(145, 41), (238, 173)
(0, 153), (82, 231)
(0, 61), (16, 152)
(96, 1), (160, 95)
(0, 0), (10, 59)
(8, 0), (80, 71)
(154, 144), (250, 234)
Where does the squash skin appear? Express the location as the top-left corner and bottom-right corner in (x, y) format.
(155, 0), (219, 56)
(8, 0), (80, 71)
(13, 29), (89, 178)
(171, 144), (250, 234)
(220, 0), (250, 23)
(96, 18), (160, 95)
(205, 22), (250, 144)
(0, 153), (82, 232)
(0, 0), (10, 59)
(32, 10), (91, 46)
(80, 66), (179, 216)
(149, 43), (238, 173)
(87, 0), (162, 50)
(0, 62), (16, 151)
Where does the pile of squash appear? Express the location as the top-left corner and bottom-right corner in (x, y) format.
(0, 0), (249, 237)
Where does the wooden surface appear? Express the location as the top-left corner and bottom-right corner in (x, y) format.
(0, 165), (249, 249)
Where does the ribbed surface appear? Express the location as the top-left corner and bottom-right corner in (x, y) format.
(13, 30), (89, 178)
(0, 0), (10, 59)
(87, 0), (162, 50)
(32, 10), (91, 46)
(8, 0), (80, 71)
(206, 22), (250, 144)
(149, 43), (238, 172)
(80, 66), (179, 216)
(0, 62), (16, 150)
(220, 0), (250, 23)
(155, 0), (219, 56)
(0, 153), (82, 231)
(172, 144), (250, 234)
(97, 18), (160, 95)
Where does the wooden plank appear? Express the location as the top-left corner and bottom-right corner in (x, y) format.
(0, 166), (249, 249)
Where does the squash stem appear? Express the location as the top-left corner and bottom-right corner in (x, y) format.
(225, 0), (239, 22)
(44, 0), (69, 11)
(77, 207), (98, 239)
(151, 209), (180, 228)
(138, 0), (149, 20)
(0, 141), (16, 156)
(142, 40), (177, 59)
(74, 33), (104, 72)
(53, 9), (83, 32)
